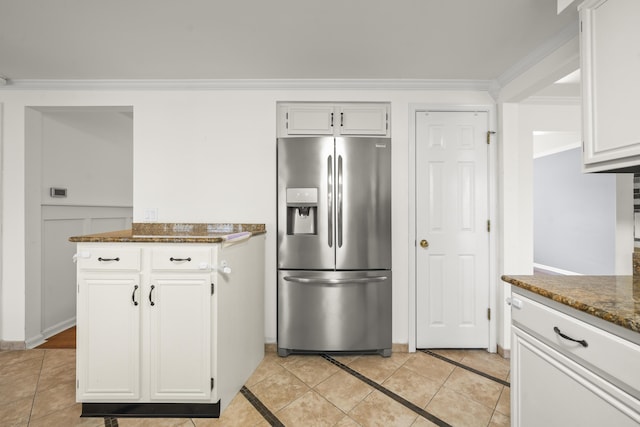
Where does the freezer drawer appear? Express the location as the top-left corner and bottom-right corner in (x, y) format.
(277, 270), (392, 357)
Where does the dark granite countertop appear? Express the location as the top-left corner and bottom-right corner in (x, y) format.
(502, 274), (640, 334)
(69, 223), (266, 243)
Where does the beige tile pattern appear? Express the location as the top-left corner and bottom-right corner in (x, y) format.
(426, 387), (494, 427)
(314, 370), (373, 413)
(0, 347), (510, 426)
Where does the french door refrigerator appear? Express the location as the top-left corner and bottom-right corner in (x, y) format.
(277, 136), (392, 357)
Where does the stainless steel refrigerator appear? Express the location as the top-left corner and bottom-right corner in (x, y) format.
(277, 136), (392, 357)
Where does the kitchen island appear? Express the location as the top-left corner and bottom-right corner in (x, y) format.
(70, 223), (265, 418)
(502, 274), (640, 426)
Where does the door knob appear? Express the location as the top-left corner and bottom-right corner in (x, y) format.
(420, 239), (429, 248)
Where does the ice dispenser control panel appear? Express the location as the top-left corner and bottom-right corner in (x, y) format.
(286, 188), (318, 235)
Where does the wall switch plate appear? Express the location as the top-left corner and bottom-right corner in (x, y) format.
(50, 187), (67, 198)
(144, 208), (158, 222)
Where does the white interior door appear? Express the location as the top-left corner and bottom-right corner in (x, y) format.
(416, 111), (490, 348)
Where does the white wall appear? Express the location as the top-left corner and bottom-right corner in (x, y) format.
(40, 109), (133, 206)
(0, 88), (494, 346)
(0, 102), (3, 343)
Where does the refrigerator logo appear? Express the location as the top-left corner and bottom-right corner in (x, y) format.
(375, 144), (387, 148)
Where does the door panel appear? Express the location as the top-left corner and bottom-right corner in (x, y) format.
(149, 275), (211, 400)
(77, 275), (141, 400)
(277, 137), (335, 269)
(416, 111), (490, 348)
(335, 137), (392, 270)
(277, 270), (392, 353)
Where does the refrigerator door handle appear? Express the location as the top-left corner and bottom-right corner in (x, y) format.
(283, 275), (388, 284)
(327, 155), (333, 248)
(337, 154), (343, 248)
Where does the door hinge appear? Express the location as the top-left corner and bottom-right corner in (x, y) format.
(486, 131), (496, 144)
(211, 283), (215, 295)
(211, 378), (215, 390)
(487, 308), (491, 321)
(487, 220), (491, 232)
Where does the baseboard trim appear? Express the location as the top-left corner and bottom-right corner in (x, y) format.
(42, 318), (76, 339)
(497, 344), (511, 359)
(0, 341), (27, 350)
(26, 334), (46, 349)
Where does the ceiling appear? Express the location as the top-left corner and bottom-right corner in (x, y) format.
(0, 0), (578, 83)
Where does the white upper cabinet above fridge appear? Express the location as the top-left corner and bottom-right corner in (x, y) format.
(277, 102), (390, 138)
(581, 0), (640, 172)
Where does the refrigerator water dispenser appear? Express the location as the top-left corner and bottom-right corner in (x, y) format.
(286, 188), (318, 235)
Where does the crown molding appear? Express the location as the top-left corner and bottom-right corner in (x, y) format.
(521, 95), (581, 105)
(0, 78), (493, 92)
(494, 21), (579, 91)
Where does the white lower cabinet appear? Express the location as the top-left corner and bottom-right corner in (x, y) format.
(510, 292), (640, 426)
(75, 236), (265, 417)
(148, 274), (211, 401)
(77, 274), (141, 400)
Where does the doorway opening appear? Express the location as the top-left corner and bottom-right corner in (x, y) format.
(25, 106), (134, 348)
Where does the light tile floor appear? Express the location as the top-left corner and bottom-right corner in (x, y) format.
(0, 348), (510, 427)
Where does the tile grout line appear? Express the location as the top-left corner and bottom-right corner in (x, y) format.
(240, 385), (285, 427)
(26, 349), (46, 427)
(321, 354), (453, 427)
(419, 349), (511, 387)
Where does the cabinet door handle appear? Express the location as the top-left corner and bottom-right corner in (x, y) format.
(98, 257), (120, 262)
(149, 285), (156, 306)
(131, 285), (139, 306)
(553, 326), (588, 348)
(170, 257), (192, 262)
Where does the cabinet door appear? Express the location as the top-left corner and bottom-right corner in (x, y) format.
(148, 274), (212, 401)
(77, 274), (141, 401)
(283, 104), (336, 135)
(581, 0), (640, 170)
(511, 326), (640, 427)
(338, 104), (389, 136)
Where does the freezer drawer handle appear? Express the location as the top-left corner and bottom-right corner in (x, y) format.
(553, 326), (588, 348)
(98, 257), (120, 262)
(283, 275), (387, 284)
